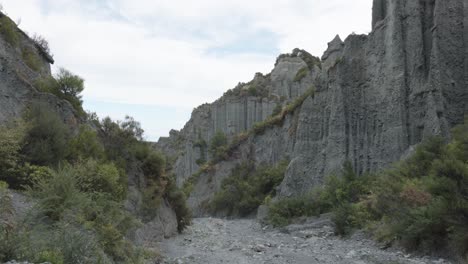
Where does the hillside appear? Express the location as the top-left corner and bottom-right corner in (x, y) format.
(0, 10), (188, 264)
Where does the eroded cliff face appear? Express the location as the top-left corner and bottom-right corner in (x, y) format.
(157, 49), (321, 187)
(0, 12), (78, 127)
(159, 0), (467, 216)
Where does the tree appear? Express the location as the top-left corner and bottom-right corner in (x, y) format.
(22, 104), (71, 167)
(120, 115), (144, 141)
(55, 68), (84, 99)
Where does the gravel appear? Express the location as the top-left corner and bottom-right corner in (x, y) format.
(158, 218), (452, 264)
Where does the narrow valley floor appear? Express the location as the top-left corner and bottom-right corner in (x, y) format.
(158, 218), (450, 264)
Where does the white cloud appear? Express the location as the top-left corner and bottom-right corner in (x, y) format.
(1, 0), (372, 139)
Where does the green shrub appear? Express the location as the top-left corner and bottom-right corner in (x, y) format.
(30, 165), (143, 262)
(12, 163), (53, 189)
(32, 167), (89, 221)
(268, 193), (319, 227)
(250, 86), (315, 136)
(22, 104), (71, 167)
(0, 123), (25, 188)
(209, 131), (228, 161)
(141, 151), (166, 180)
(267, 120), (467, 258)
(248, 86), (258, 96)
(100, 116), (144, 166)
(0, 15), (19, 46)
(0, 123), (55, 189)
(22, 47), (42, 72)
(140, 179), (164, 222)
(267, 161), (373, 230)
(194, 136), (207, 165)
(211, 161), (288, 216)
(165, 176), (192, 232)
(69, 126), (105, 161)
(364, 129), (468, 257)
(35, 250), (65, 264)
(34, 76), (59, 94)
(272, 104), (282, 116)
(73, 159), (125, 200)
(293, 66), (308, 82)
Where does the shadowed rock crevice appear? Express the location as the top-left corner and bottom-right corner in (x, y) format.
(420, 0), (435, 76)
(372, 0), (388, 28)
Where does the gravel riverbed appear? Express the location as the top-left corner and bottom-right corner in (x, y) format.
(158, 218), (451, 264)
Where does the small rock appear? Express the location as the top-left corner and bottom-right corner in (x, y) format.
(346, 250), (357, 258)
(252, 244), (267, 252)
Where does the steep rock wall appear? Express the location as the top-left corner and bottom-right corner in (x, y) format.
(160, 0), (467, 215)
(156, 51), (320, 186)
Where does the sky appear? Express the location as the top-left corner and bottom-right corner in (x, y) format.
(2, 0), (372, 141)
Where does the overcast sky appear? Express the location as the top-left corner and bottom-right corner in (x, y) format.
(2, 0), (372, 141)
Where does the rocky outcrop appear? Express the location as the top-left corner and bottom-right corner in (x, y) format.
(156, 50), (321, 186)
(0, 12), (78, 127)
(158, 0), (467, 215)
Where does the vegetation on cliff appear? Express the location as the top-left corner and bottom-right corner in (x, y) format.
(0, 47), (191, 262)
(182, 86), (315, 199)
(210, 161), (289, 216)
(267, 119), (468, 260)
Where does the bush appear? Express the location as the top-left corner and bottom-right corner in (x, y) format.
(268, 120), (468, 259)
(194, 136), (207, 165)
(73, 159), (125, 200)
(364, 129), (468, 257)
(209, 131), (228, 161)
(250, 86), (315, 136)
(140, 179), (165, 222)
(22, 104), (71, 167)
(267, 161), (373, 231)
(34, 75), (59, 94)
(211, 161), (288, 216)
(22, 47), (42, 72)
(0, 123), (25, 187)
(100, 116), (144, 165)
(0, 15), (19, 46)
(272, 104), (282, 116)
(165, 175), (192, 232)
(30, 165), (143, 263)
(293, 66), (308, 82)
(69, 126), (105, 161)
(141, 151), (166, 180)
(32, 33), (52, 57)
(267, 192), (321, 227)
(248, 86), (258, 96)
(0, 184), (17, 262)
(13, 163), (53, 189)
